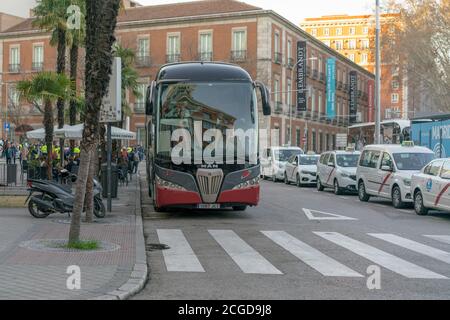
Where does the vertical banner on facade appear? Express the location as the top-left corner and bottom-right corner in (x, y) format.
(326, 58), (336, 119)
(367, 79), (375, 123)
(296, 41), (307, 112)
(349, 71), (358, 124)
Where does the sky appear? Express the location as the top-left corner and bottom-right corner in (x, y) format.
(1, 0), (376, 23)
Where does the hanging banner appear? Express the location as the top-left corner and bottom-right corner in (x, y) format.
(367, 79), (375, 123)
(349, 71), (358, 124)
(296, 41), (307, 112)
(326, 58), (336, 119)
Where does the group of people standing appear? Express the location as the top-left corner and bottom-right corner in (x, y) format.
(0, 139), (29, 165)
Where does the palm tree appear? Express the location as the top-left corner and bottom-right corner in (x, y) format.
(16, 72), (71, 179)
(69, 0), (121, 244)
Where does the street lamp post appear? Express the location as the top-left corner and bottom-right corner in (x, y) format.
(375, 0), (382, 144)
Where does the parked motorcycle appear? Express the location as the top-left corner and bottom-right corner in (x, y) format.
(25, 177), (106, 219)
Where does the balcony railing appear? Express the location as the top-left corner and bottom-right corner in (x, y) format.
(287, 58), (294, 69)
(136, 55), (151, 67)
(134, 102), (145, 113)
(9, 63), (20, 73)
(319, 72), (325, 82)
(274, 52), (282, 65)
(198, 52), (213, 62)
(312, 69), (318, 79)
(166, 53), (181, 64)
(32, 62), (44, 72)
(230, 50), (247, 62)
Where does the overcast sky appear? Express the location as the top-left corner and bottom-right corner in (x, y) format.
(0, 0), (376, 23)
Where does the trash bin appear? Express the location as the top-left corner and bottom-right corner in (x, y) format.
(101, 163), (118, 199)
(7, 164), (17, 185)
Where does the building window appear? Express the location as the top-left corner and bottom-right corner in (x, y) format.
(349, 53), (355, 62)
(136, 127), (146, 146)
(324, 28), (330, 36)
(287, 79), (292, 108)
(318, 92), (323, 114)
(167, 34), (180, 63)
(336, 28), (342, 36)
(391, 65), (400, 76)
(274, 79), (280, 110)
(199, 32), (213, 61)
(311, 29), (317, 36)
(312, 130), (317, 153)
(361, 39), (370, 49)
(137, 37), (150, 67)
(296, 128), (301, 147)
(335, 40), (343, 50)
(392, 80), (400, 89)
(9, 46), (20, 73)
(287, 39), (292, 66)
(323, 40), (331, 47)
(349, 27), (356, 35)
(318, 56), (323, 74)
(311, 88), (316, 115)
(32, 44), (44, 71)
(135, 84), (146, 112)
(391, 93), (399, 104)
(8, 86), (20, 107)
(232, 29), (247, 61)
(274, 32), (282, 64)
(363, 26), (369, 34)
(348, 39), (356, 49)
(361, 53), (368, 64)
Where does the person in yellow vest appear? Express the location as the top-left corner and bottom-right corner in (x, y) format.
(40, 144), (47, 154)
(55, 146), (61, 161)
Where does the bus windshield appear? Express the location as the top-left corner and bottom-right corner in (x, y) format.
(336, 154), (360, 167)
(393, 153), (434, 170)
(156, 81), (257, 163)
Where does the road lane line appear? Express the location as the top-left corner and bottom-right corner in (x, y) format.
(209, 230), (282, 275)
(262, 231), (362, 277)
(370, 234), (450, 265)
(424, 235), (450, 245)
(157, 229), (205, 272)
(315, 232), (447, 279)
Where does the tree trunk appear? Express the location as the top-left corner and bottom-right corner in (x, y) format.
(43, 100), (54, 180)
(57, 28), (67, 166)
(68, 0), (121, 244)
(84, 148), (95, 223)
(69, 42), (79, 150)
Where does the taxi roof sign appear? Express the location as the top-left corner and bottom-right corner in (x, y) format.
(402, 141), (415, 147)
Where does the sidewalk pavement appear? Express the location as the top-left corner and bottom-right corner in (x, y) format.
(0, 163), (147, 300)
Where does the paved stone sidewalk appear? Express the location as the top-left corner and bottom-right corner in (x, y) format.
(0, 164), (147, 300)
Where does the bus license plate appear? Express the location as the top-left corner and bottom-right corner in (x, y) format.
(197, 204), (221, 209)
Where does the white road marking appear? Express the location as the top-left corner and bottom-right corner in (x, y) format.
(208, 230), (282, 275)
(315, 232), (447, 279)
(157, 229), (205, 273)
(424, 235), (450, 245)
(262, 231), (362, 277)
(369, 233), (450, 265)
(302, 208), (358, 221)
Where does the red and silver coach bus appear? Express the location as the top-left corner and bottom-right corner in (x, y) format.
(144, 62), (271, 212)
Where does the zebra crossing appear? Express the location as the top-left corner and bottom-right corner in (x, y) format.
(153, 229), (450, 280)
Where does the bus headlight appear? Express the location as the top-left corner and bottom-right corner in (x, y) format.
(155, 175), (187, 191)
(233, 176), (260, 190)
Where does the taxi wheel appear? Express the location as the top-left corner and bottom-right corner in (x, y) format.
(233, 206), (247, 211)
(296, 174), (302, 188)
(358, 181), (370, 202)
(392, 186), (405, 209)
(414, 191), (429, 216)
(284, 173), (290, 185)
(334, 179), (342, 195)
(317, 178), (324, 191)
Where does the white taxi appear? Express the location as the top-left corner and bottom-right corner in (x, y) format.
(261, 146), (303, 182)
(317, 150), (361, 195)
(356, 142), (435, 208)
(284, 153), (320, 187)
(411, 158), (450, 215)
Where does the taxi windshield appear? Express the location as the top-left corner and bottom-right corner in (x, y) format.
(336, 154), (359, 167)
(299, 156), (320, 165)
(274, 149), (302, 162)
(393, 153), (434, 171)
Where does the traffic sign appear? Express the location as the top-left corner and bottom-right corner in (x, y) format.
(4, 123), (10, 131)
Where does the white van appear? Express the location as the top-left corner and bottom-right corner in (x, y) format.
(261, 146), (303, 182)
(356, 142), (435, 208)
(317, 150), (361, 194)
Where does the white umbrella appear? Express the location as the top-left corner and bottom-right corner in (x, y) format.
(54, 124), (136, 140)
(26, 126), (59, 139)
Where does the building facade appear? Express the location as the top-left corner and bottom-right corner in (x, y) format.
(0, 0), (374, 153)
(300, 14), (407, 121)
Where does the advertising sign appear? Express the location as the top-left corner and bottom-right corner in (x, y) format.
(326, 58), (336, 119)
(100, 57), (122, 123)
(349, 71), (358, 124)
(296, 41), (307, 112)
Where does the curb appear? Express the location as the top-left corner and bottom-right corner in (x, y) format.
(92, 171), (148, 300)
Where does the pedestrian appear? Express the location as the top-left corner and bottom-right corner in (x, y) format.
(133, 147), (139, 173)
(5, 142), (12, 165)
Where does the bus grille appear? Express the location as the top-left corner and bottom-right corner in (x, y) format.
(196, 169), (224, 203)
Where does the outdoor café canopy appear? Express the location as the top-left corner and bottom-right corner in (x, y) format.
(27, 124), (136, 141)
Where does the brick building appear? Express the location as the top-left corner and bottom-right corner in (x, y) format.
(300, 14), (407, 121)
(0, 0), (374, 153)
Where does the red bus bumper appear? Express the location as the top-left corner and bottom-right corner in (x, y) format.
(155, 185), (260, 208)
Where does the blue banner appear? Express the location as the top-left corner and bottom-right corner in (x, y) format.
(326, 58), (336, 119)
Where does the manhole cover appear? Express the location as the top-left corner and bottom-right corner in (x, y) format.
(19, 239), (121, 253)
(146, 243), (170, 251)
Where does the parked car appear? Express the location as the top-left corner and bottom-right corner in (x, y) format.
(411, 158), (450, 215)
(284, 153), (320, 187)
(356, 142), (435, 208)
(261, 146), (303, 182)
(317, 149), (360, 195)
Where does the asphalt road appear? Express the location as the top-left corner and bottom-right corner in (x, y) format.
(134, 179), (450, 300)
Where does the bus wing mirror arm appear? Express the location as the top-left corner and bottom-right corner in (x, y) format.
(145, 81), (156, 116)
(255, 81), (271, 116)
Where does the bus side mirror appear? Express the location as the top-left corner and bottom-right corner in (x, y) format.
(145, 81), (156, 116)
(255, 81), (271, 116)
